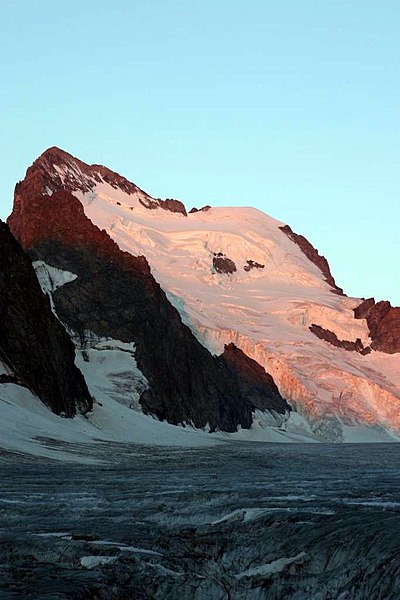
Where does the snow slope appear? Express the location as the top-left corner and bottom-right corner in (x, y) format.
(3, 355), (398, 462)
(66, 177), (400, 441)
(0, 340), (328, 462)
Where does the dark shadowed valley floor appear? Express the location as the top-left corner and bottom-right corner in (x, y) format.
(1, 442), (399, 599)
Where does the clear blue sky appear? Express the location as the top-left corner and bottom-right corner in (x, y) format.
(1, 0), (399, 303)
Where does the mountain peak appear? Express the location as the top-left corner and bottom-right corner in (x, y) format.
(16, 147), (188, 216)
(23, 146), (140, 196)
(36, 145), (75, 163)
(5, 148), (400, 441)
(28, 146), (88, 183)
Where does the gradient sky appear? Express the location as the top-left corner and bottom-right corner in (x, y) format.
(1, 0), (399, 303)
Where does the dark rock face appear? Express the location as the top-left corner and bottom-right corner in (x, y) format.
(280, 224), (343, 294)
(309, 324), (371, 355)
(139, 197), (187, 215)
(138, 196), (160, 210)
(0, 373), (28, 387)
(0, 221), (92, 416)
(160, 198), (187, 216)
(354, 298), (400, 354)
(354, 298), (375, 319)
(213, 254), (237, 274)
(221, 344), (291, 413)
(244, 260), (265, 272)
(8, 172), (288, 432)
(189, 205), (211, 214)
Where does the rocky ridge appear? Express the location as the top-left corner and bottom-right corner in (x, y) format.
(280, 224), (344, 294)
(309, 324), (371, 355)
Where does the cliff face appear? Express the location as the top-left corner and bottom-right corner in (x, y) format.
(354, 298), (400, 354)
(0, 221), (92, 416)
(7, 149), (289, 432)
(220, 343), (289, 414)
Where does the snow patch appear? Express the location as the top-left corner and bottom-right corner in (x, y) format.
(0, 361), (11, 376)
(80, 555), (117, 568)
(33, 261), (77, 294)
(72, 332), (148, 410)
(235, 552), (307, 579)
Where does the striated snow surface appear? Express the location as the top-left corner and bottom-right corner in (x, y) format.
(2, 443), (400, 598)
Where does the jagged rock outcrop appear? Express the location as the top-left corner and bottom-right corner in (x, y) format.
(309, 324), (371, 355)
(160, 198), (187, 216)
(354, 298), (400, 354)
(139, 196), (187, 215)
(0, 221), (92, 416)
(213, 253), (237, 274)
(189, 205), (211, 214)
(244, 260), (265, 272)
(280, 224), (343, 294)
(7, 161), (289, 432)
(354, 298), (375, 319)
